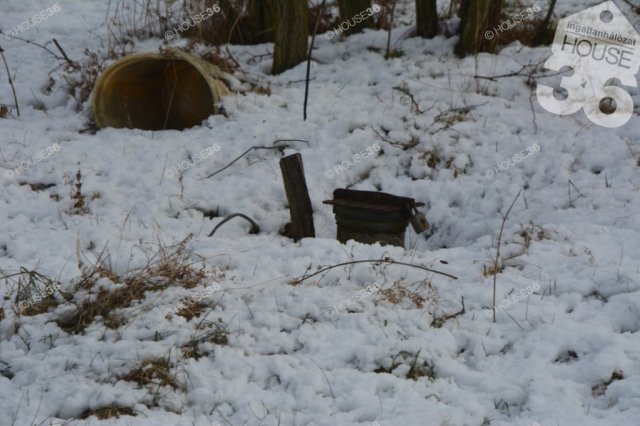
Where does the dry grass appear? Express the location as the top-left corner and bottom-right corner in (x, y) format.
(377, 278), (439, 311)
(493, 12), (556, 47)
(374, 350), (436, 381)
(175, 300), (208, 321)
(80, 405), (135, 420)
(57, 235), (206, 333)
(181, 318), (230, 359)
(0, 268), (61, 320)
(592, 370), (624, 397)
(63, 49), (109, 113)
(120, 357), (184, 390)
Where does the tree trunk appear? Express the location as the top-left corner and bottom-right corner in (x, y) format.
(454, 0), (503, 56)
(416, 0), (439, 38)
(279, 154), (315, 241)
(270, 0), (309, 74)
(245, 0), (273, 43)
(338, 0), (372, 35)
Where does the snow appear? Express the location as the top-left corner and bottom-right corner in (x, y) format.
(1, 0), (640, 425)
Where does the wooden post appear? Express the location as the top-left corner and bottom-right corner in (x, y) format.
(279, 153), (315, 241)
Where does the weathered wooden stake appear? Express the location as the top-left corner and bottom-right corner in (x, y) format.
(279, 153), (315, 241)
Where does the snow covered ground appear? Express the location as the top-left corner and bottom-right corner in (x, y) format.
(1, 0), (639, 425)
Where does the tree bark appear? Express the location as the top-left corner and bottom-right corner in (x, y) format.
(416, 0), (439, 39)
(337, 0), (372, 35)
(269, 0), (309, 74)
(454, 0), (503, 56)
(245, 0), (273, 43)
(279, 154), (315, 242)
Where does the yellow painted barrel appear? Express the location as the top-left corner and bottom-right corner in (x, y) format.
(92, 48), (231, 130)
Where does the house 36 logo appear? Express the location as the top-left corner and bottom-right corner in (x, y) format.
(536, 1), (640, 128)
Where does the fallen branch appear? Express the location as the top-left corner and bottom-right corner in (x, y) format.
(207, 213), (260, 237)
(202, 139), (309, 180)
(290, 257), (458, 286)
(474, 63), (567, 82)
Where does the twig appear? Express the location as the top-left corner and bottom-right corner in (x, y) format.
(567, 179), (584, 206)
(392, 84), (423, 114)
(52, 38), (76, 67)
(304, 0), (325, 121)
(430, 296), (465, 328)
(3, 35), (66, 63)
(207, 213), (260, 237)
(503, 309), (525, 331)
(568, 179), (583, 197)
(433, 102), (488, 122)
(223, 6), (243, 71)
(492, 190), (522, 323)
(0, 45), (19, 116)
(201, 140), (308, 180)
(528, 91), (538, 133)
(474, 63), (567, 82)
(309, 357), (335, 399)
(385, 0), (397, 59)
(290, 257), (458, 286)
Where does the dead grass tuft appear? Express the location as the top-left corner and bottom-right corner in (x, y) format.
(0, 268), (61, 320)
(57, 234), (206, 333)
(121, 357), (184, 390)
(175, 300), (208, 321)
(592, 370), (624, 397)
(377, 278), (439, 310)
(374, 350), (436, 381)
(181, 318), (230, 359)
(80, 405), (135, 420)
